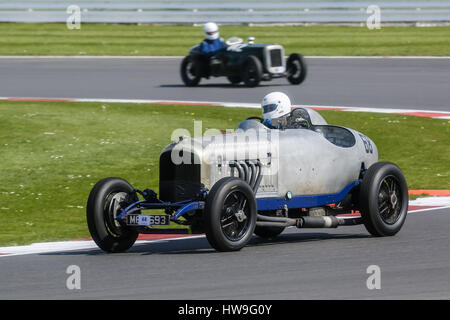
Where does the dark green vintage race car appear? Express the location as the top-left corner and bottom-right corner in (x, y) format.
(180, 37), (307, 87)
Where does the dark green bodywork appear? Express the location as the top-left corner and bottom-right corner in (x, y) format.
(189, 42), (274, 77)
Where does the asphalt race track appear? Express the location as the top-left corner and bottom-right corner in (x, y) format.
(0, 208), (449, 299)
(0, 57), (449, 111)
(1, 57), (450, 300)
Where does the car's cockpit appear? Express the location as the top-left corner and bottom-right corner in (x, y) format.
(240, 107), (356, 148)
(270, 107), (313, 129)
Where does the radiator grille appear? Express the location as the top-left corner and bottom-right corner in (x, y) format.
(159, 150), (201, 202)
(269, 49), (283, 67)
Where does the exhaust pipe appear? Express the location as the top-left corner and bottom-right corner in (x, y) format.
(247, 161), (256, 189)
(229, 160), (263, 194)
(256, 214), (362, 228)
(230, 161), (244, 180)
(239, 161), (249, 183)
(297, 216), (338, 228)
(253, 160), (263, 193)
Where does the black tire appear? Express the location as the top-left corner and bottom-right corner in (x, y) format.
(241, 55), (263, 87)
(286, 53), (307, 85)
(254, 225), (285, 239)
(86, 177), (139, 253)
(204, 177), (257, 251)
(359, 162), (409, 237)
(227, 75), (242, 85)
(180, 55), (201, 87)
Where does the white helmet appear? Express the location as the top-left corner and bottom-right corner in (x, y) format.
(204, 22), (219, 40)
(261, 92), (292, 120)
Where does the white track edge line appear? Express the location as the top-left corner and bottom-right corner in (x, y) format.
(407, 205), (450, 213)
(0, 207), (448, 257)
(1, 96), (449, 117)
(0, 235), (205, 258)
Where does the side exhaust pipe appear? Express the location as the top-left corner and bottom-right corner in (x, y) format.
(230, 160), (263, 194)
(256, 214), (362, 228)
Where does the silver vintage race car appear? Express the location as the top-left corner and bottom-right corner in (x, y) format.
(87, 108), (409, 252)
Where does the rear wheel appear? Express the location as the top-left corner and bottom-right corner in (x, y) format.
(204, 177), (257, 251)
(359, 162), (408, 237)
(286, 53), (307, 85)
(241, 55), (263, 87)
(180, 55), (201, 86)
(86, 177), (139, 253)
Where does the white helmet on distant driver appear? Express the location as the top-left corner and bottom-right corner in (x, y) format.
(261, 92), (292, 120)
(204, 22), (219, 40)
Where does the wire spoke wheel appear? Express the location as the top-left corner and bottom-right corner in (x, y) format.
(87, 177), (139, 253)
(180, 56), (201, 86)
(103, 191), (127, 237)
(242, 55), (262, 87)
(185, 61), (198, 81)
(246, 66), (257, 80)
(286, 53), (307, 85)
(378, 176), (402, 224)
(359, 162), (408, 237)
(287, 60), (301, 78)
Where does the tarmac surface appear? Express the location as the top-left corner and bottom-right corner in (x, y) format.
(0, 57), (449, 111)
(0, 208), (449, 299)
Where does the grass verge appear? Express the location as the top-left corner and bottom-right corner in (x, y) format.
(0, 100), (448, 246)
(1, 23), (450, 56)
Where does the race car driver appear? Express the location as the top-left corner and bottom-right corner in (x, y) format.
(199, 22), (226, 56)
(261, 92), (292, 129)
(261, 92), (312, 130)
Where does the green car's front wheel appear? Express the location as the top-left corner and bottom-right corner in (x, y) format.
(286, 53), (307, 85)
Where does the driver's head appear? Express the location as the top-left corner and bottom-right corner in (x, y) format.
(261, 92), (292, 120)
(204, 22), (219, 40)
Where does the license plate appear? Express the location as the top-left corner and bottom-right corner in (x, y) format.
(127, 214), (170, 226)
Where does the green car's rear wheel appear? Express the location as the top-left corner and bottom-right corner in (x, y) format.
(180, 56), (202, 86)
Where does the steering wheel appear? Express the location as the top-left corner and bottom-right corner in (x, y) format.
(246, 116), (264, 123)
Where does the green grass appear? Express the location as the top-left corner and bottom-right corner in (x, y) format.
(1, 23), (450, 56)
(0, 100), (448, 246)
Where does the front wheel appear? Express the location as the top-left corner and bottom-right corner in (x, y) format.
(286, 53), (307, 85)
(204, 177), (257, 251)
(359, 162), (409, 237)
(86, 177), (139, 253)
